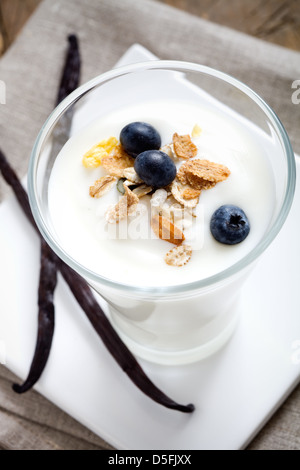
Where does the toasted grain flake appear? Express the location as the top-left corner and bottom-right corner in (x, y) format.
(177, 165), (189, 185)
(106, 185), (139, 223)
(132, 184), (153, 198)
(178, 159), (230, 191)
(159, 198), (184, 223)
(160, 144), (175, 159)
(89, 176), (117, 198)
(171, 179), (200, 208)
(102, 144), (135, 177)
(186, 173), (216, 190)
(191, 124), (202, 138)
(82, 137), (118, 168)
(123, 167), (143, 184)
(128, 202), (147, 218)
(124, 185), (139, 206)
(165, 244), (192, 267)
(123, 180), (136, 187)
(151, 214), (185, 245)
(182, 188), (202, 199)
(173, 133), (198, 160)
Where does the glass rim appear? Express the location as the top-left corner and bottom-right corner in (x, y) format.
(28, 60), (296, 296)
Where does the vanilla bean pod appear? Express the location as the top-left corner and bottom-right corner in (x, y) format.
(12, 34), (81, 394)
(56, 34), (80, 105)
(13, 240), (57, 394)
(0, 149), (194, 413)
(59, 263), (195, 413)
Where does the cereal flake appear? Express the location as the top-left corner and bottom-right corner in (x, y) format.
(160, 144), (175, 159)
(171, 179), (200, 208)
(151, 214), (185, 246)
(82, 137), (118, 168)
(102, 144), (135, 177)
(173, 133), (198, 160)
(105, 185), (139, 223)
(165, 244), (192, 267)
(132, 184), (153, 198)
(89, 176), (117, 198)
(123, 167), (143, 184)
(178, 159), (230, 190)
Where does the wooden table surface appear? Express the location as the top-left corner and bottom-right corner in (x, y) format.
(0, 0), (300, 57)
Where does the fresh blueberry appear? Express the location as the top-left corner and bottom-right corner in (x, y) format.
(120, 122), (161, 158)
(134, 150), (177, 188)
(210, 205), (250, 245)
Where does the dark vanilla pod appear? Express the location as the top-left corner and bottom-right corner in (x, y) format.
(13, 240), (57, 394)
(13, 34), (81, 394)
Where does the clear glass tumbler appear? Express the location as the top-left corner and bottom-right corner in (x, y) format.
(28, 61), (296, 365)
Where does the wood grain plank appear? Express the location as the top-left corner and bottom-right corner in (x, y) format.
(157, 0), (300, 51)
(0, 0), (299, 56)
(0, 0), (42, 54)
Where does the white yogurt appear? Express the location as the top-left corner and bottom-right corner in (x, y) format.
(48, 100), (275, 288)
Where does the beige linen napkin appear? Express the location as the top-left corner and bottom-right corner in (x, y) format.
(0, 0), (299, 450)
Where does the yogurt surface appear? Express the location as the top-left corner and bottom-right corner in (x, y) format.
(48, 100), (275, 287)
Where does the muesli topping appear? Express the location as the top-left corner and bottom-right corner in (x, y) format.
(173, 133), (198, 160)
(165, 244), (192, 267)
(123, 167), (143, 184)
(191, 124), (202, 138)
(82, 137), (118, 168)
(102, 144), (135, 177)
(151, 214), (185, 246)
(177, 159), (230, 190)
(171, 179), (200, 209)
(106, 185), (139, 223)
(132, 184), (153, 198)
(83, 123), (232, 266)
(89, 176), (117, 198)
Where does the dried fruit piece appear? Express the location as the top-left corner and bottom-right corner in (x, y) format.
(165, 244), (192, 267)
(106, 185), (139, 223)
(89, 176), (116, 198)
(173, 133), (198, 160)
(82, 137), (118, 168)
(132, 184), (153, 198)
(191, 124), (202, 138)
(102, 144), (135, 177)
(171, 179), (200, 208)
(151, 214), (185, 245)
(178, 159), (230, 191)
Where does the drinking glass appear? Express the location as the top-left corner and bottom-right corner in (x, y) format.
(28, 61), (295, 365)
